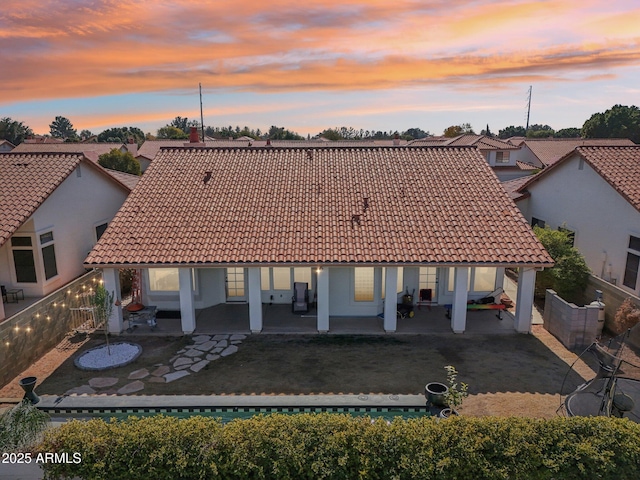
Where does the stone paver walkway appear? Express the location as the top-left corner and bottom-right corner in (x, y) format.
(65, 334), (245, 396)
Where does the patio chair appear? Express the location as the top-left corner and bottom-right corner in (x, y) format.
(292, 282), (309, 313)
(417, 288), (433, 310)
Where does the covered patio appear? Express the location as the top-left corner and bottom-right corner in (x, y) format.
(120, 302), (517, 336)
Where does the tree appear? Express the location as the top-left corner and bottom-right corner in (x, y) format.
(97, 126), (145, 145)
(49, 116), (78, 141)
(267, 125), (304, 140)
(98, 148), (141, 175)
(498, 125), (526, 139)
(0, 117), (33, 145)
(79, 129), (94, 140)
(170, 116), (189, 133)
(402, 127), (430, 140)
(443, 123), (474, 137)
(156, 125), (188, 139)
(554, 128), (581, 138)
(582, 104), (640, 143)
(534, 226), (590, 304)
(319, 128), (342, 140)
(526, 124), (555, 138)
(480, 124), (493, 137)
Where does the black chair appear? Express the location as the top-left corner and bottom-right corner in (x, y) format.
(1, 285), (7, 303)
(417, 288), (433, 310)
(292, 282), (309, 313)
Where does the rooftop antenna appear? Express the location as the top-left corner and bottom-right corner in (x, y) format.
(199, 83), (205, 141)
(525, 85), (532, 131)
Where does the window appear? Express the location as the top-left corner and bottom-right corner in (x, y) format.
(293, 268), (312, 287)
(531, 217), (545, 228)
(272, 268), (291, 290)
(39, 231), (58, 280)
(354, 267), (374, 302)
(447, 268), (470, 292)
(11, 236), (37, 283)
(623, 236), (640, 290)
(95, 223), (108, 241)
(260, 268), (270, 290)
(149, 268), (180, 291)
(495, 151), (510, 164)
(472, 267), (496, 291)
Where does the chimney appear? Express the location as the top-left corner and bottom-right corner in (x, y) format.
(266, 139), (271, 146)
(393, 133), (400, 146)
(189, 126), (200, 143)
(128, 137), (134, 144)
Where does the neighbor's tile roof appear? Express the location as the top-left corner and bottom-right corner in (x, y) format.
(12, 142), (125, 156)
(86, 147), (553, 267)
(104, 169), (141, 190)
(0, 153), (129, 248)
(522, 138), (635, 167)
(137, 140), (249, 160)
(517, 145), (640, 212)
(501, 176), (535, 201)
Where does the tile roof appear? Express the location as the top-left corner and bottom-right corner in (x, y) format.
(0, 153), (130, 248)
(137, 140), (249, 160)
(412, 135), (518, 150)
(12, 142), (125, 156)
(522, 138), (635, 167)
(516, 161), (539, 171)
(501, 176), (535, 201)
(86, 147), (553, 267)
(517, 146), (640, 212)
(104, 169), (141, 190)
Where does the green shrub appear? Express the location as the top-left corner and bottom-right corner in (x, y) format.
(0, 400), (50, 451)
(37, 414), (640, 480)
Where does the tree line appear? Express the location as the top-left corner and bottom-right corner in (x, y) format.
(1, 104), (638, 146)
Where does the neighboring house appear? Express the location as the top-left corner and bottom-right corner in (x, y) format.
(85, 146), (552, 335)
(514, 146), (640, 297)
(411, 135), (527, 181)
(0, 140), (15, 153)
(135, 139), (240, 171)
(513, 138), (635, 169)
(0, 153), (132, 321)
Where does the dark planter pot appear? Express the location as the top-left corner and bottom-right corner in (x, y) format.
(425, 382), (449, 407)
(19, 376), (40, 405)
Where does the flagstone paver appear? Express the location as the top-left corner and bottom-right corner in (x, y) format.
(184, 349), (204, 357)
(213, 334), (229, 341)
(151, 365), (171, 376)
(128, 368), (150, 380)
(217, 340), (228, 348)
(206, 354), (220, 361)
(192, 335), (212, 344)
(164, 371), (190, 383)
(117, 380), (145, 394)
(230, 334), (246, 341)
(190, 360), (210, 373)
(88, 377), (119, 388)
(220, 345), (238, 357)
(212, 347), (223, 354)
(195, 340), (216, 351)
(148, 376), (166, 383)
(173, 357), (193, 368)
(175, 364), (192, 371)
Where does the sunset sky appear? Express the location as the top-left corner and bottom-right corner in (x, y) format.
(2, 0), (640, 137)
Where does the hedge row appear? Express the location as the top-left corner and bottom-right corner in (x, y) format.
(38, 414), (640, 479)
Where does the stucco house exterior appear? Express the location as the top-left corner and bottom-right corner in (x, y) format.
(514, 145), (640, 297)
(85, 146), (552, 335)
(0, 153), (132, 321)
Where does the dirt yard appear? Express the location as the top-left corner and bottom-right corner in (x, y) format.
(0, 326), (596, 418)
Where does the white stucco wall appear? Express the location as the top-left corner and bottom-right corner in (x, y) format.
(519, 154), (640, 296)
(1, 164), (128, 297)
(511, 145), (544, 167)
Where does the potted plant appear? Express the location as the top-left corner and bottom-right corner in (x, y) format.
(440, 365), (469, 418)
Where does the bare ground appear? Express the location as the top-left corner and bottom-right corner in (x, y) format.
(0, 326), (596, 418)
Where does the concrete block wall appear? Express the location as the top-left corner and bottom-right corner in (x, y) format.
(584, 275), (640, 333)
(543, 289), (600, 349)
(0, 270), (102, 389)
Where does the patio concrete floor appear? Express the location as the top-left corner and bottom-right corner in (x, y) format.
(121, 303), (519, 336)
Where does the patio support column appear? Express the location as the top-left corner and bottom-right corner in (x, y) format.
(0, 296), (5, 321)
(247, 267), (262, 333)
(515, 267), (536, 333)
(179, 268), (196, 334)
(102, 268), (123, 334)
(495, 267), (505, 292)
(317, 267), (329, 332)
(383, 267), (398, 332)
(451, 267), (469, 333)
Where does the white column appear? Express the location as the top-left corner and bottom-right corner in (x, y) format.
(451, 267), (469, 333)
(0, 296), (5, 321)
(179, 268), (196, 334)
(248, 267), (262, 333)
(102, 268), (123, 334)
(515, 267), (536, 333)
(384, 267), (398, 332)
(317, 267), (329, 332)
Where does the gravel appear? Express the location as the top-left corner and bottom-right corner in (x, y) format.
(74, 342), (142, 371)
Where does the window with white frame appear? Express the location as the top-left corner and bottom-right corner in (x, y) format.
(495, 151), (510, 164)
(623, 235), (640, 291)
(354, 267), (375, 302)
(272, 267), (291, 290)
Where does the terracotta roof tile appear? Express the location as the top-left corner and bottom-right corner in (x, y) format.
(12, 142), (126, 156)
(0, 153), (125, 248)
(523, 138), (635, 167)
(86, 147), (552, 267)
